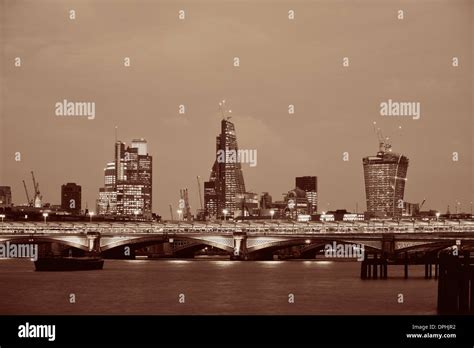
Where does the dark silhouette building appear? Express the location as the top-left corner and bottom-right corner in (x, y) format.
(0, 186), (12, 208)
(61, 183), (81, 213)
(295, 176), (318, 214)
(260, 192), (273, 209)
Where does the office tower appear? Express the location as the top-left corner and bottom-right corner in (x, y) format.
(61, 183), (81, 213)
(204, 180), (218, 218)
(115, 141), (126, 183)
(295, 176), (318, 214)
(97, 162), (117, 215)
(98, 139), (153, 219)
(0, 186), (12, 208)
(206, 118), (246, 218)
(363, 141), (409, 218)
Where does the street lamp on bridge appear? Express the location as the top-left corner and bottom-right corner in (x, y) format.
(42, 212), (48, 224)
(0, 214), (5, 223)
(270, 209), (275, 220)
(88, 211), (95, 223)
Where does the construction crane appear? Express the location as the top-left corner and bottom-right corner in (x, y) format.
(196, 176), (203, 209)
(373, 122), (392, 153)
(31, 171), (42, 208)
(419, 199), (426, 211)
(22, 180), (32, 206)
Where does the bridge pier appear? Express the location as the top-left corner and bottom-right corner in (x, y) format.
(86, 232), (101, 256)
(231, 232), (248, 260)
(381, 256), (388, 279)
(372, 254), (378, 279)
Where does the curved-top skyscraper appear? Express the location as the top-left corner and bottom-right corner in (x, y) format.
(363, 141), (409, 218)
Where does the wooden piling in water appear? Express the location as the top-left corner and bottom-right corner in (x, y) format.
(373, 254), (378, 279)
(404, 252), (408, 279)
(437, 251), (474, 314)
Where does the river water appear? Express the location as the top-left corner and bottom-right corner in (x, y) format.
(0, 258), (437, 315)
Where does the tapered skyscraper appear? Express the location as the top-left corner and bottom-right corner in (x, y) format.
(205, 117), (246, 218)
(363, 140), (408, 218)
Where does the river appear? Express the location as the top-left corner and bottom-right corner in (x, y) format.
(0, 258), (437, 315)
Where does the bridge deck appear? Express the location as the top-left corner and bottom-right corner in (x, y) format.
(0, 220), (473, 235)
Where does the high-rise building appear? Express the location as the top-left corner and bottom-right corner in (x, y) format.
(97, 162), (117, 215)
(0, 186), (12, 208)
(98, 139), (153, 219)
(204, 181), (218, 218)
(295, 176), (318, 213)
(61, 183), (81, 213)
(205, 118), (246, 218)
(363, 141), (409, 218)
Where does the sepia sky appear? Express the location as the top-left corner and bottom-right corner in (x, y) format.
(0, 0), (473, 216)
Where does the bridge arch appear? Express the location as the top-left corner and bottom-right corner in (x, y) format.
(101, 235), (234, 255)
(0, 236), (89, 251)
(395, 240), (474, 255)
(247, 237), (382, 256)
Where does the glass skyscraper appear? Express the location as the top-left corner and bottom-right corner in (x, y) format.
(97, 139), (152, 219)
(363, 142), (409, 218)
(205, 119), (246, 218)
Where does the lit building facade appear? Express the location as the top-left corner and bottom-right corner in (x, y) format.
(205, 119), (246, 218)
(97, 139), (153, 219)
(97, 162), (117, 215)
(204, 180), (218, 218)
(363, 142), (409, 218)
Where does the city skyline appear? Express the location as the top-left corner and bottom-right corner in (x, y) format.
(1, 1), (472, 216)
(1, 1), (474, 337)
(1, 113), (472, 217)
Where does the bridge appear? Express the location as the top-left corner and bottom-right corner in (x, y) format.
(1, 220), (474, 260)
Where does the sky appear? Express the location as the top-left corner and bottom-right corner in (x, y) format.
(1, 0), (473, 217)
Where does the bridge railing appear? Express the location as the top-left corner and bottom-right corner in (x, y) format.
(0, 220), (473, 235)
